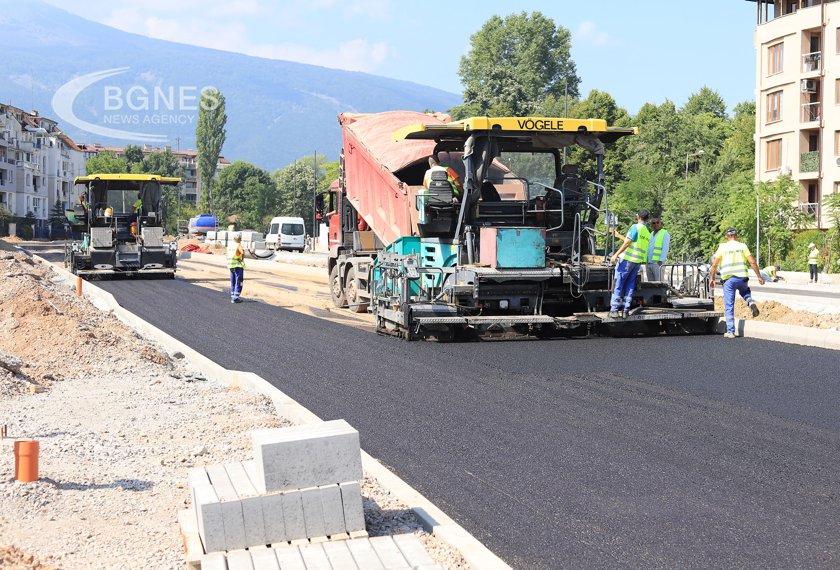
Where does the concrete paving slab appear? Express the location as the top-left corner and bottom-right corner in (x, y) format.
(249, 547), (280, 570)
(345, 538), (385, 570)
(321, 541), (360, 570)
(392, 533), (435, 567)
(226, 549), (254, 570)
(319, 484), (346, 537)
(226, 462), (267, 547)
(200, 552), (228, 570)
(260, 491), (287, 545)
(280, 490), (307, 541)
(300, 486), (327, 539)
(297, 542), (331, 570)
(338, 482), (365, 533)
(207, 464), (248, 550)
(272, 543), (307, 570)
(368, 536), (409, 568)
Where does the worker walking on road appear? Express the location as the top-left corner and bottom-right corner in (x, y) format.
(608, 209), (651, 319)
(709, 227), (765, 339)
(228, 234), (246, 303)
(808, 242), (820, 283)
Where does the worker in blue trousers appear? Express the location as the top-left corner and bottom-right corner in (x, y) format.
(709, 227), (764, 338)
(227, 234), (246, 303)
(609, 209), (651, 319)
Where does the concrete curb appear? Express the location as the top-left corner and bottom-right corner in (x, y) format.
(713, 317), (840, 350)
(37, 255), (510, 570)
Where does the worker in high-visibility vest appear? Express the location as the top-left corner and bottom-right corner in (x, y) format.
(760, 264), (784, 282)
(709, 227), (765, 339)
(807, 242), (820, 283)
(423, 155), (463, 199)
(645, 216), (670, 282)
(608, 209), (651, 319)
(227, 233), (246, 303)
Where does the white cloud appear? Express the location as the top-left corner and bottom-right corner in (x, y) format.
(46, 0), (393, 74)
(574, 21), (616, 48)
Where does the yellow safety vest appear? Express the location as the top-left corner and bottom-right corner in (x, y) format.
(762, 266), (777, 278)
(650, 229), (668, 262)
(227, 243), (245, 269)
(716, 240), (750, 279)
(808, 248), (819, 265)
(133, 198), (143, 213)
(621, 223), (651, 264)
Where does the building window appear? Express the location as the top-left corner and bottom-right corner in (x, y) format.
(835, 182), (840, 193)
(766, 139), (782, 171)
(768, 42), (783, 75)
(766, 91), (783, 123)
(835, 131), (840, 156)
(836, 79), (840, 104)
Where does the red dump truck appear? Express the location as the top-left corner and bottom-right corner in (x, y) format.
(321, 111), (720, 340)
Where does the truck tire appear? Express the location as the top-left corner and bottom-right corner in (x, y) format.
(330, 265), (346, 308)
(345, 267), (369, 313)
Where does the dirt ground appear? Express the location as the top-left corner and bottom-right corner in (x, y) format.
(714, 297), (840, 329)
(0, 238), (465, 569)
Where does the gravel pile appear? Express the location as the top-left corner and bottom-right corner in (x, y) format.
(0, 243), (467, 569)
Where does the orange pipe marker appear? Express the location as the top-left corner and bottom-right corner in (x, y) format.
(14, 440), (39, 483)
(76, 276), (82, 297)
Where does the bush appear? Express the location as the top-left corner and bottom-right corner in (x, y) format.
(783, 230), (825, 272)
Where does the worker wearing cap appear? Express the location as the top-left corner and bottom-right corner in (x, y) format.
(424, 155), (463, 200)
(808, 242), (820, 283)
(709, 227), (765, 338)
(760, 264), (784, 282)
(227, 234), (246, 303)
(608, 209), (651, 319)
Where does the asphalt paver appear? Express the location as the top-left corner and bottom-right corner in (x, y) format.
(98, 277), (840, 569)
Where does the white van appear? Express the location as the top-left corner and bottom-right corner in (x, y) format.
(265, 216), (306, 252)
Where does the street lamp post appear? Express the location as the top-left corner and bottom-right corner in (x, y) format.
(685, 150), (706, 180)
(756, 189), (760, 268)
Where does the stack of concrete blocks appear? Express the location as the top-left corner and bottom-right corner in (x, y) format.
(189, 420), (367, 554)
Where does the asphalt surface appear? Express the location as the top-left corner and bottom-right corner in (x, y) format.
(88, 276), (840, 570)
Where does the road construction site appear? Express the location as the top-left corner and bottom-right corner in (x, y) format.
(4, 237), (840, 569)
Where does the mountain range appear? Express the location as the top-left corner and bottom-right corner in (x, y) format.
(0, 0), (460, 171)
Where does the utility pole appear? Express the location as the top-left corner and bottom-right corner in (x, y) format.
(312, 151), (317, 242)
(175, 136), (181, 151)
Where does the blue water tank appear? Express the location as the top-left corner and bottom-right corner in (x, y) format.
(188, 214), (218, 233)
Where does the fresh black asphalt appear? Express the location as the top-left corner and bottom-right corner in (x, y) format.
(92, 277), (840, 569)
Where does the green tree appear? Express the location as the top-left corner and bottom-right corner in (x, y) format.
(196, 88), (227, 213)
(824, 192), (840, 271)
(681, 86), (728, 119)
(0, 206), (11, 236)
(212, 161), (274, 229)
(86, 151), (128, 174)
(272, 161), (317, 233)
(124, 144), (145, 168)
(451, 11), (579, 118)
(142, 149), (184, 178)
(49, 199), (66, 238)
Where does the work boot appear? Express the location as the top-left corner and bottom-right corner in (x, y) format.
(622, 311), (630, 319)
(723, 332), (736, 339)
(750, 303), (760, 318)
(608, 310), (620, 318)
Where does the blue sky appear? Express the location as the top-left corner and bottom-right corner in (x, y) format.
(44, 0), (760, 116)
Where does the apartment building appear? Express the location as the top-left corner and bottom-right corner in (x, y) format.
(78, 144), (230, 206)
(0, 104), (86, 236)
(753, 0), (840, 228)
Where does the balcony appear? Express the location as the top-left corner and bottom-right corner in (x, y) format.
(802, 51), (821, 72)
(800, 151), (819, 173)
(801, 102), (820, 122)
(799, 201), (820, 218)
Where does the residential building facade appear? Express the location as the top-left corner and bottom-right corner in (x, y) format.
(78, 144), (230, 206)
(0, 104), (86, 236)
(753, 0), (840, 228)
